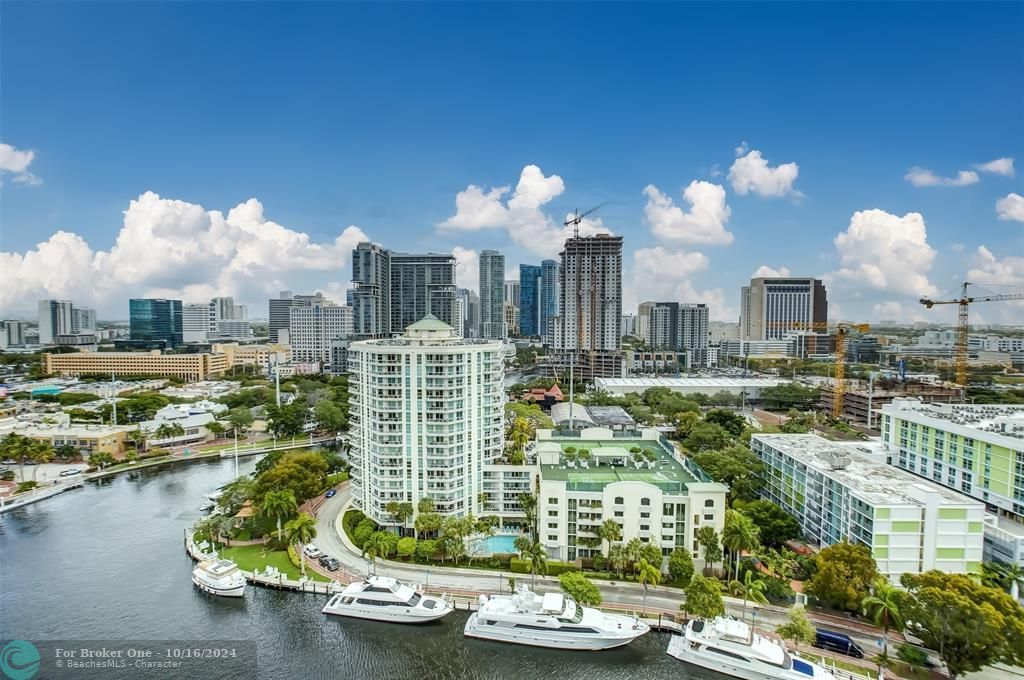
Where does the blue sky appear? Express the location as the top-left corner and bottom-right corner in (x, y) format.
(2, 2), (1022, 323)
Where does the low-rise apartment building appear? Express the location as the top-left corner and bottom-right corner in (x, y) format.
(752, 433), (986, 583)
(43, 351), (230, 381)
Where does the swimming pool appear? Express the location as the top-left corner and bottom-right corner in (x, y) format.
(471, 534), (519, 555)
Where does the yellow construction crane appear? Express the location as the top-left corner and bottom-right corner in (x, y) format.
(832, 323), (870, 419)
(754, 320), (869, 418)
(920, 282), (1024, 387)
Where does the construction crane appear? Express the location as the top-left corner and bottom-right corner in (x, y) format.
(832, 323), (870, 419)
(920, 282), (1024, 387)
(755, 320), (869, 418)
(563, 202), (607, 239)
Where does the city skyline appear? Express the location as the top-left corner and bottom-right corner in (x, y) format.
(1, 3), (1022, 325)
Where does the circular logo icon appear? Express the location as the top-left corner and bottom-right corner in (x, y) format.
(0, 640), (40, 680)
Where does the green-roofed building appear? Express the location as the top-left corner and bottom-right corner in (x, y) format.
(533, 426), (727, 568)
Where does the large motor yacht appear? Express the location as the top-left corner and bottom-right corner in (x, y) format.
(464, 585), (649, 650)
(667, 617), (840, 680)
(191, 558), (246, 598)
(321, 575), (452, 623)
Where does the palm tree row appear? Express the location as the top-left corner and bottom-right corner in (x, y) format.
(0, 433), (56, 483)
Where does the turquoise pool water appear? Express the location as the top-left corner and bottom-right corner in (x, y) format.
(31, 386), (63, 396)
(472, 534), (518, 555)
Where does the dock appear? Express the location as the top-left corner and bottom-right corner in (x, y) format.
(0, 479), (85, 514)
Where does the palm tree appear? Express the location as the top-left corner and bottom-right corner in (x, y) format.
(862, 579), (905, 659)
(1, 433), (33, 484)
(635, 557), (661, 614)
(513, 533), (532, 558)
(385, 500), (413, 534)
(624, 537), (644, 573)
(728, 569), (769, 622)
(518, 492), (538, 535)
(510, 417), (530, 461)
(1004, 563), (1024, 601)
(608, 544), (628, 579)
(598, 518), (622, 561)
(521, 538), (548, 586)
(29, 440), (54, 481)
(127, 427), (149, 453)
(284, 512), (317, 577)
(723, 509), (761, 581)
(362, 531), (391, 564)
(260, 489), (298, 540)
(417, 496), (435, 514)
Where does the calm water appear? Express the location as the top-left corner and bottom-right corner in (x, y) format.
(0, 457), (720, 680)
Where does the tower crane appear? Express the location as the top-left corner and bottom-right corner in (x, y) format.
(562, 203), (607, 377)
(563, 203), (607, 239)
(919, 282), (1024, 387)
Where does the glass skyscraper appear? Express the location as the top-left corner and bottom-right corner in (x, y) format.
(129, 298), (183, 348)
(518, 264), (542, 337)
(540, 259), (558, 340)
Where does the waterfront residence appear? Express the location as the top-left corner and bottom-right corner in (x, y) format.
(534, 426), (727, 569)
(347, 315), (505, 525)
(751, 433), (986, 583)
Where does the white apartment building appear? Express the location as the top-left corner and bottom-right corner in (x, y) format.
(37, 300), (74, 344)
(347, 315), (504, 524)
(183, 296), (251, 342)
(288, 303), (353, 366)
(752, 433), (986, 583)
(0, 321), (27, 349)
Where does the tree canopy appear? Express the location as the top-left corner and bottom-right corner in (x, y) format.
(805, 542), (879, 612)
(732, 499), (802, 547)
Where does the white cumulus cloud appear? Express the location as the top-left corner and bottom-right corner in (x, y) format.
(728, 148), (801, 198)
(904, 167), (979, 187)
(996, 193), (1024, 222)
(438, 164), (610, 257)
(0, 142), (42, 186)
(453, 246), (479, 292)
(872, 301), (903, 318)
(626, 246), (734, 321)
(752, 265), (792, 278)
(967, 246), (1024, 287)
(974, 157), (1015, 177)
(0, 191), (368, 316)
(829, 209), (938, 297)
(642, 181), (733, 245)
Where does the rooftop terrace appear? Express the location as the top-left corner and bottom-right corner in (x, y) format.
(883, 398), (1024, 441)
(539, 438), (698, 493)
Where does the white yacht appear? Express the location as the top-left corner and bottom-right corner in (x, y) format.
(322, 575), (452, 623)
(464, 585), (649, 650)
(667, 617), (839, 680)
(192, 558), (246, 598)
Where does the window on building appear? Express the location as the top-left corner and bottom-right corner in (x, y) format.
(704, 499), (714, 508)
(614, 497), (624, 504)
(640, 498), (651, 506)
(548, 498), (557, 504)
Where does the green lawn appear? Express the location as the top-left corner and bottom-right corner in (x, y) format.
(218, 544), (331, 582)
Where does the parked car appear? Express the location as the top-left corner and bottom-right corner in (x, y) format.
(318, 555), (331, 567)
(303, 544), (324, 559)
(323, 558), (341, 571)
(59, 468), (82, 477)
(325, 488), (337, 498)
(813, 629), (864, 658)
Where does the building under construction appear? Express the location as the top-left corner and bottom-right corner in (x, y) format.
(820, 379), (963, 426)
(550, 233), (623, 379)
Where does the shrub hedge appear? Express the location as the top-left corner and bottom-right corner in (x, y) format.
(510, 557), (578, 576)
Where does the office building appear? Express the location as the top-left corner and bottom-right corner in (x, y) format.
(268, 291), (327, 343)
(540, 259), (558, 340)
(465, 289), (481, 338)
(504, 303), (519, 338)
(709, 321), (740, 344)
(479, 250), (505, 339)
(519, 264), (542, 337)
(553, 234), (624, 377)
(347, 315), (505, 524)
(752, 433), (985, 582)
(43, 350), (229, 381)
(533, 427), (727, 566)
(0, 320), (27, 349)
(740, 277), (828, 341)
(37, 300), (74, 344)
(643, 302), (709, 357)
(351, 243), (458, 338)
(288, 302), (353, 366)
(72, 307), (96, 333)
(129, 298), (183, 348)
(504, 280), (520, 308)
(213, 343), (291, 370)
(880, 399), (1024, 521)
(595, 376), (788, 400)
(621, 314), (638, 338)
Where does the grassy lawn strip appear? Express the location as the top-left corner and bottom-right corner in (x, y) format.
(219, 544), (331, 582)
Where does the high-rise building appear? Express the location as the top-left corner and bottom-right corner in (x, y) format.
(504, 302), (519, 338)
(0, 320), (27, 349)
(740, 277), (828, 341)
(503, 280), (520, 308)
(553, 234), (623, 377)
(347, 315), (504, 524)
(37, 300), (74, 344)
(518, 264), (542, 337)
(645, 302), (710, 366)
(351, 243), (457, 338)
(185, 296), (252, 342)
(72, 307), (96, 333)
(268, 291), (326, 343)
(479, 250), (505, 339)
(465, 289), (481, 338)
(540, 259), (558, 341)
(288, 302), (354, 366)
(129, 299), (183, 348)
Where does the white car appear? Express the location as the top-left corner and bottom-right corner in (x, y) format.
(303, 544), (324, 559)
(60, 468), (82, 477)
